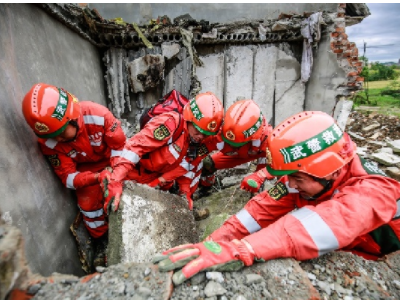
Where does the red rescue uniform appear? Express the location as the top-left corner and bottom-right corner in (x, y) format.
(39, 101), (126, 238)
(112, 111), (191, 184)
(209, 155), (400, 260)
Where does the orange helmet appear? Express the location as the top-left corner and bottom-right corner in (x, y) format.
(222, 99), (264, 147)
(266, 111), (356, 178)
(22, 83), (80, 138)
(183, 92), (223, 136)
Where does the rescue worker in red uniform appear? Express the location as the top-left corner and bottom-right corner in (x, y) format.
(22, 83), (126, 267)
(199, 99), (274, 196)
(154, 111), (400, 285)
(101, 92), (224, 212)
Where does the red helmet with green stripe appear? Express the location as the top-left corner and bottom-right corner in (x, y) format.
(22, 83), (81, 138)
(266, 111), (356, 178)
(222, 99), (264, 147)
(183, 91), (223, 136)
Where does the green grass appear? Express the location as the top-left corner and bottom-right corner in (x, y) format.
(353, 79), (400, 117)
(367, 78), (400, 89)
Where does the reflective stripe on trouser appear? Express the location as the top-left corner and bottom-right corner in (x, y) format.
(75, 184), (108, 238)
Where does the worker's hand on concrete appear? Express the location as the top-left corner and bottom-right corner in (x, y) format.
(103, 180), (122, 215)
(148, 177), (167, 189)
(240, 172), (264, 193)
(182, 194), (193, 210)
(98, 169), (111, 186)
(153, 239), (255, 285)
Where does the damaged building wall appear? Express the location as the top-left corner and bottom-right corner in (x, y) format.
(0, 4), (107, 276)
(94, 3), (367, 130)
(92, 3), (338, 26)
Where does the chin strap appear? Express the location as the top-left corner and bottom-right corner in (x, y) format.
(302, 177), (333, 201)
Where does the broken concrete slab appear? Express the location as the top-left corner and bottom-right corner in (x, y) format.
(385, 167), (400, 181)
(333, 99), (353, 131)
(108, 182), (198, 266)
(362, 121), (380, 132)
(127, 54), (165, 93)
(388, 140), (400, 154)
(370, 152), (400, 166)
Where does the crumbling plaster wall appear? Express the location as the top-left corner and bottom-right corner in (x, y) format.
(98, 3), (361, 129)
(91, 3), (338, 26)
(0, 3), (107, 276)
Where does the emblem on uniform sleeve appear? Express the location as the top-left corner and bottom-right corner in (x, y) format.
(110, 122), (118, 132)
(46, 154), (61, 167)
(360, 156), (387, 177)
(35, 122), (49, 133)
(268, 182), (288, 201)
(154, 124), (171, 140)
(198, 144), (209, 157)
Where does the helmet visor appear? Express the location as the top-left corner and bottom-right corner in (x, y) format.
(266, 164), (298, 176)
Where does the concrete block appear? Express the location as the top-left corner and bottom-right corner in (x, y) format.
(0, 225), (32, 299)
(108, 183), (198, 266)
(225, 46), (254, 109)
(333, 99), (353, 131)
(196, 52), (225, 101)
(253, 44), (278, 123)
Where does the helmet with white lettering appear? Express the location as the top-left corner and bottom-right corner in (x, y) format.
(183, 91), (224, 136)
(266, 111), (356, 178)
(22, 83), (80, 138)
(222, 99), (264, 147)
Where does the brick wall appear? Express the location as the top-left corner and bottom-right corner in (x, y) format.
(331, 3), (364, 92)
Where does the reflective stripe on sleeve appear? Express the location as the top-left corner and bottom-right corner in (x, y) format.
(90, 140), (102, 146)
(111, 150), (123, 157)
(84, 220), (105, 229)
(252, 139), (261, 147)
(393, 200), (400, 219)
(169, 144), (180, 159)
(236, 209), (261, 234)
(197, 161), (203, 172)
(290, 207), (339, 256)
(257, 157), (267, 165)
(66, 172), (79, 189)
(79, 207), (104, 218)
(45, 139), (58, 149)
(184, 171), (195, 179)
(83, 115), (105, 126)
(180, 159), (192, 171)
(121, 149), (140, 164)
(190, 174), (200, 188)
(216, 142), (224, 150)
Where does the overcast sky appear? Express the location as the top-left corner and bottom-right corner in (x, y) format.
(346, 3), (400, 63)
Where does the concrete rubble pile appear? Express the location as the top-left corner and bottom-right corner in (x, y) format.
(347, 111), (400, 180)
(3, 219), (400, 299)
(3, 167), (400, 299)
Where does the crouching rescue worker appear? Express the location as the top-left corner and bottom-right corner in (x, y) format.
(153, 111), (400, 285)
(199, 99), (274, 196)
(22, 83), (126, 268)
(101, 92), (224, 213)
